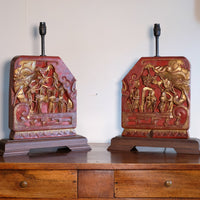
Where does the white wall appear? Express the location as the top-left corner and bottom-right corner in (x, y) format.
(0, 0), (200, 142)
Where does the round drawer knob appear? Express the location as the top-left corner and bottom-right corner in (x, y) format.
(165, 180), (172, 187)
(20, 181), (28, 188)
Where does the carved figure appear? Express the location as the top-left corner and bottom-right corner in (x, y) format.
(47, 90), (56, 113)
(58, 88), (65, 112)
(145, 90), (156, 112)
(122, 57), (190, 138)
(159, 91), (167, 113)
(10, 56), (77, 139)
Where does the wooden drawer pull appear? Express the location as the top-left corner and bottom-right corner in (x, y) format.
(20, 181), (28, 188)
(165, 180), (172, 187)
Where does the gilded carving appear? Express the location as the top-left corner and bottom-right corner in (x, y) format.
(13, 61), (73, 116)
(10, 56), (77, 136)
(122, 57), (190, 138)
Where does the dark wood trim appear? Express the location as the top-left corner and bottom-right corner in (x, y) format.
(108, 136), (200, 154)
(0, 135), (91, 157)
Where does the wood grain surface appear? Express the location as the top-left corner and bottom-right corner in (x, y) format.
(115, 170), (200, 198)
(78, 170), (114, 198)
(0, 144), (199, 199)
(0, 143), (200, 170)
(0, 170), (77, 198)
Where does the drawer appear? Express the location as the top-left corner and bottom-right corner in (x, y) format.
(0, 170), (77, 198)
(115, 170), (200, 198)
(78, 170), (114, 198)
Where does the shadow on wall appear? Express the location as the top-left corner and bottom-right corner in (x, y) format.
(2, 61), (10, 139)
(148, 25), (155, 56)
(195, 0), (200, 22)
(32, 25), (40, 55)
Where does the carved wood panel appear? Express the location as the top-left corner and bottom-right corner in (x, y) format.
(9, 56), (77, 139)
(122, 57), (190, 138)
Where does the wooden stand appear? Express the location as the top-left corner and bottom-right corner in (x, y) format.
(0, 135), (91, 157)
(108, 136), (200, 154)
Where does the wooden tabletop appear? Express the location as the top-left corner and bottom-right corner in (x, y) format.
(0, 143), (200, 170)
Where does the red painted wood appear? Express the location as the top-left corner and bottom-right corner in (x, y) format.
(9, 56), (77, 139)
(122, 57), (190, 138)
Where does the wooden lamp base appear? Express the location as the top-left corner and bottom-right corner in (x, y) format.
(0, 135), (91, 157)
(108, 136), (200, 154)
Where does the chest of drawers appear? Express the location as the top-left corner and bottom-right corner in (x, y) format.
(0, 143), (200, 199)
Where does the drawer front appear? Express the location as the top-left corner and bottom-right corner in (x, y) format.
(0, 170), (77, 198)
(115, 170), (200, 198)
(78, 170), (114, 198)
